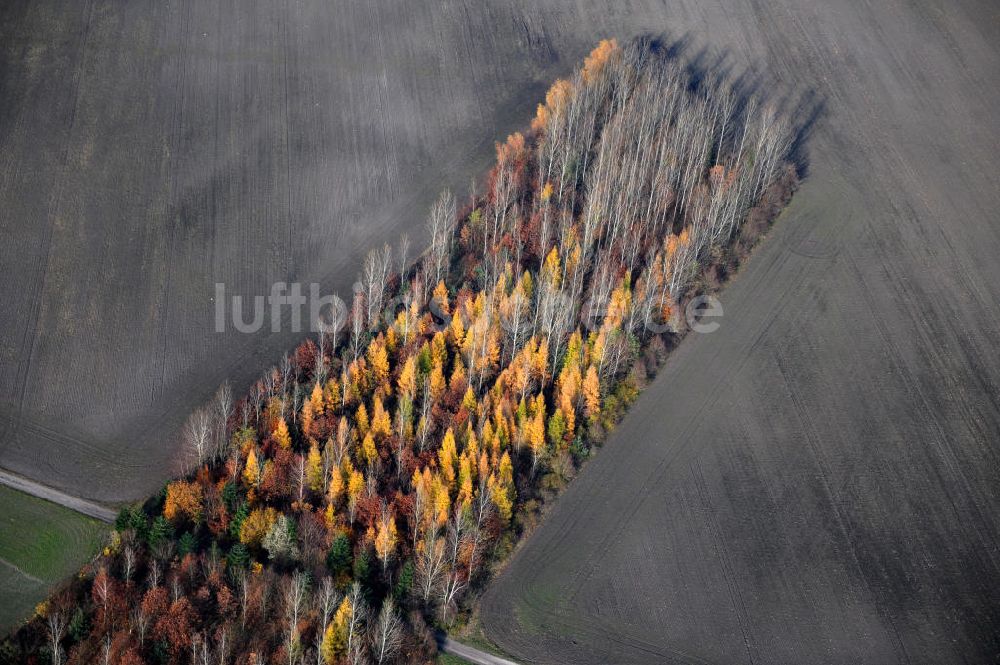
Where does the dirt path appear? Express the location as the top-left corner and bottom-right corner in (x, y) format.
(0, 557), (44, 585)
(0, 468), (116, 523)
(438, 636), (520, 665)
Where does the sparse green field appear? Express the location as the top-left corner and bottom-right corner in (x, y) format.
(0, 486), (104, 631)
(436, 654), (473, 665)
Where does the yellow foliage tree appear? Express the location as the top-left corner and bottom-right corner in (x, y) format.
(306, 442), (324, 492)
(163, 480), (203, 525)
(543, 247), (562, 288)
(484, 329), (501, 374)
(323, 378), (341, 414)
(355, 403), (369, 437)
(239, 507), (277, 547)
(604, 278), (632, 332)
(462, 387), (477, 413)
(563, 330), (583, 368)
(329, 458), (352, 505)
(532, 78), (573, 133)
(384, 327), (398, 356)
(429, 359), (446, 402)
(547, 78), (572, 112)
(533, 337), (550, 384)
(591, 329), (607, 370)
(528, 410), (546, 469)
(432, 473), (451, 528)
(582, 38), (618, 83)
(371, 397), (391, 438)
(558, 362), (581, 436)
(272, 418), (292, 450)
(411, 467), (431, 534)
(374, 509), (398, 571)
(489, 450), (516, 522)
(540, 181), (554, 202)
(583, 365), (601, 418)
(438, 428), (458, 489)
(301, 400), (316, 439)
(431, 332), (448, 367)
(496, 132), (526, 167)
(368, 336), (390, 387)
(465, 427), (480, 467)
(347, 468), (365, 523)
(397, 355), (416, 398)
(433, 280), (450, 315)
(361, 432), (378, 468)
(457, 454), (474, 509)
(243, 448), (262, 487)
(449, 311), (465, 349)
(302, 382), (324, 436)
(321, 597), (353, 663)
(478, 449), (490, 485)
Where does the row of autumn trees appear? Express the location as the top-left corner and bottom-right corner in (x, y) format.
(7, 38), (796, 665)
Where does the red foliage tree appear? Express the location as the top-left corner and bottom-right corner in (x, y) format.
(154, 597), (197, 656)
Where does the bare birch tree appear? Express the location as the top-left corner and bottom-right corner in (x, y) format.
(426, 189), (456, 286)
(46, 610), (66, 665)
(185, 406), (213, 470)
(369, 598), (404, 664)
(284, 571), (309, 665)
(363, 244), (392, 328)
(415, 530), (446, 606)
(214, 381), (233, 461)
